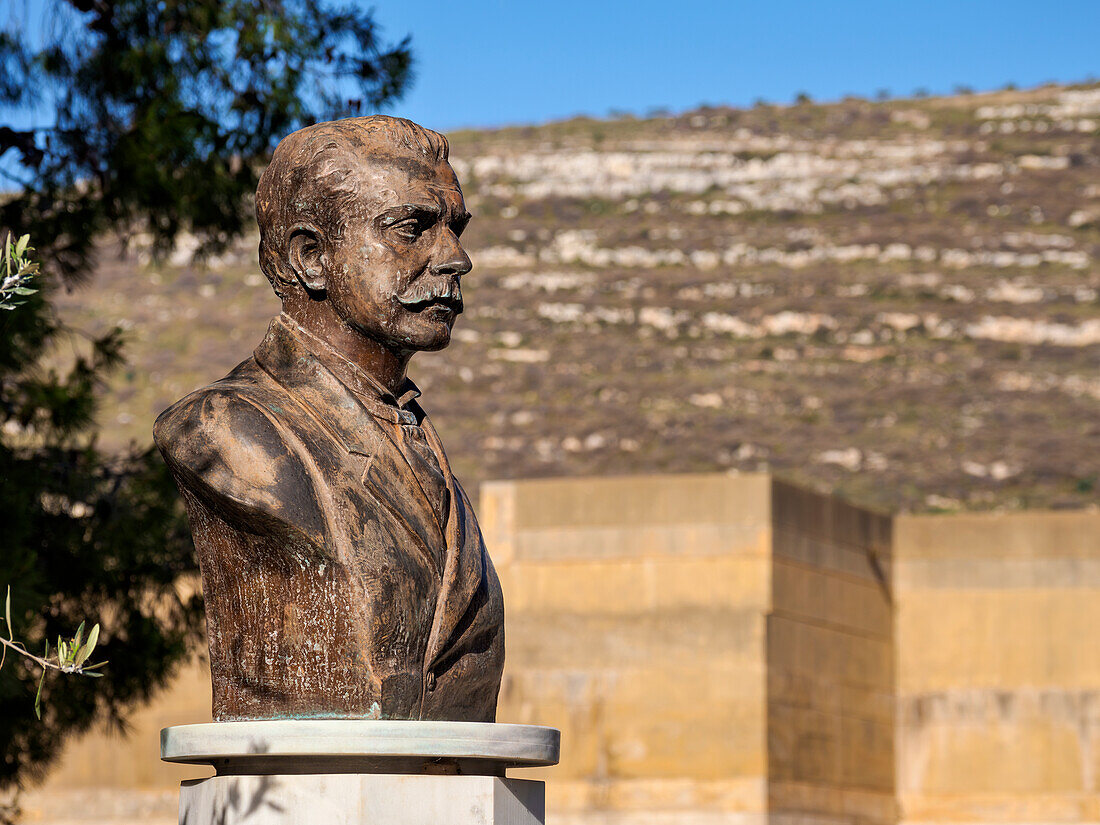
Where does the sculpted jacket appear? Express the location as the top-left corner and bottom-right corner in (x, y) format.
(153, 316), (504, 722)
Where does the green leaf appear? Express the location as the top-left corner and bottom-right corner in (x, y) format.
(3, 587), (11, 670)
(73, 622), (85, 650)
(83, 671), (103, 678)
(35, 669), (45, 719)
(75, 624), (99, 666)
(15, 234), (29, 257)
(12, 286), (37, 295)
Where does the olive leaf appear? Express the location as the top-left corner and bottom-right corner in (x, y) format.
(1, 586), (109, 716)
(75, 624), (99, 666)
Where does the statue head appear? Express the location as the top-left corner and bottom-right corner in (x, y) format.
(256, 116), (472, 353)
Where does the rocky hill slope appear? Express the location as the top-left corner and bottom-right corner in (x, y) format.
(58, 83), (1100, 512)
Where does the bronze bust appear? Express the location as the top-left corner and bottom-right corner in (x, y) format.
(153, 117), (503, 722)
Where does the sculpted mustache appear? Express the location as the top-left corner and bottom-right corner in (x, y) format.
(395, 281), (463, 308)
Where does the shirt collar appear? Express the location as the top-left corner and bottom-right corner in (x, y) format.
(279, 313), (421, 421)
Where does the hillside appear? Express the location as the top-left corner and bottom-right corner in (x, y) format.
(56, 83), (1100, 512)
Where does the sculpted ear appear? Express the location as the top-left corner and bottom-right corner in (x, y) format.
(287, 225), (327, 293)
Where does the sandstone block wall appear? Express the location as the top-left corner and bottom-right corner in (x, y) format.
(767, 481), (895, 825)
(486, 473), (774, 825)
(487, 473), (895, 825)
(895, 510), (1100, 825)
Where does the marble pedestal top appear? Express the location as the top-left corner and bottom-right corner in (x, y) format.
(161, 720), (561, 776)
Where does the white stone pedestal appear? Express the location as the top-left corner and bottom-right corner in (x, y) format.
(161, 720), (560, 825)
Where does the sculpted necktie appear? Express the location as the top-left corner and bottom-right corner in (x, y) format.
(398, 421), (450, 534)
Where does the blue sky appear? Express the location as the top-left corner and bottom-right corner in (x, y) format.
(367, 0), (1100, 130)
(1, 0), (1097, 135)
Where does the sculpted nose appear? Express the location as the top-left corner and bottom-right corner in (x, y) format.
(432, 230), (472, 278)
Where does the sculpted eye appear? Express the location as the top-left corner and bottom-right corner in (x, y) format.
(391, 218), (423, 241)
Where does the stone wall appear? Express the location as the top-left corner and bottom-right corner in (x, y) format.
(767, 481), (895, 825)
(487, 473), (774, 825)
(895, 510), (1100, 825)
(486, 473), (895, 825)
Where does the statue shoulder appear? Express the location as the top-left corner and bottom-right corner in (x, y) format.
(153, 364), (325, 543)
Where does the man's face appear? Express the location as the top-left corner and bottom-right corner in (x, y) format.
(325, 156), (472, 353)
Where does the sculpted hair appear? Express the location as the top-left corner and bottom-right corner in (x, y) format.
(256, 116), (450, 297)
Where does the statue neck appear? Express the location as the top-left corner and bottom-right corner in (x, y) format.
(280, 294), (412, 397)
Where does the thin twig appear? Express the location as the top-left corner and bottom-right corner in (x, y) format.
(0, 637), (60, 671)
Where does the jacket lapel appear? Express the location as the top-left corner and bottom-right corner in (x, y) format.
(420, 413), (484, 670)
(253, 318), (445, 576)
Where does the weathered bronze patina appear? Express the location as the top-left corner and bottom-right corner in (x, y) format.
(154, 117), (503, 722)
